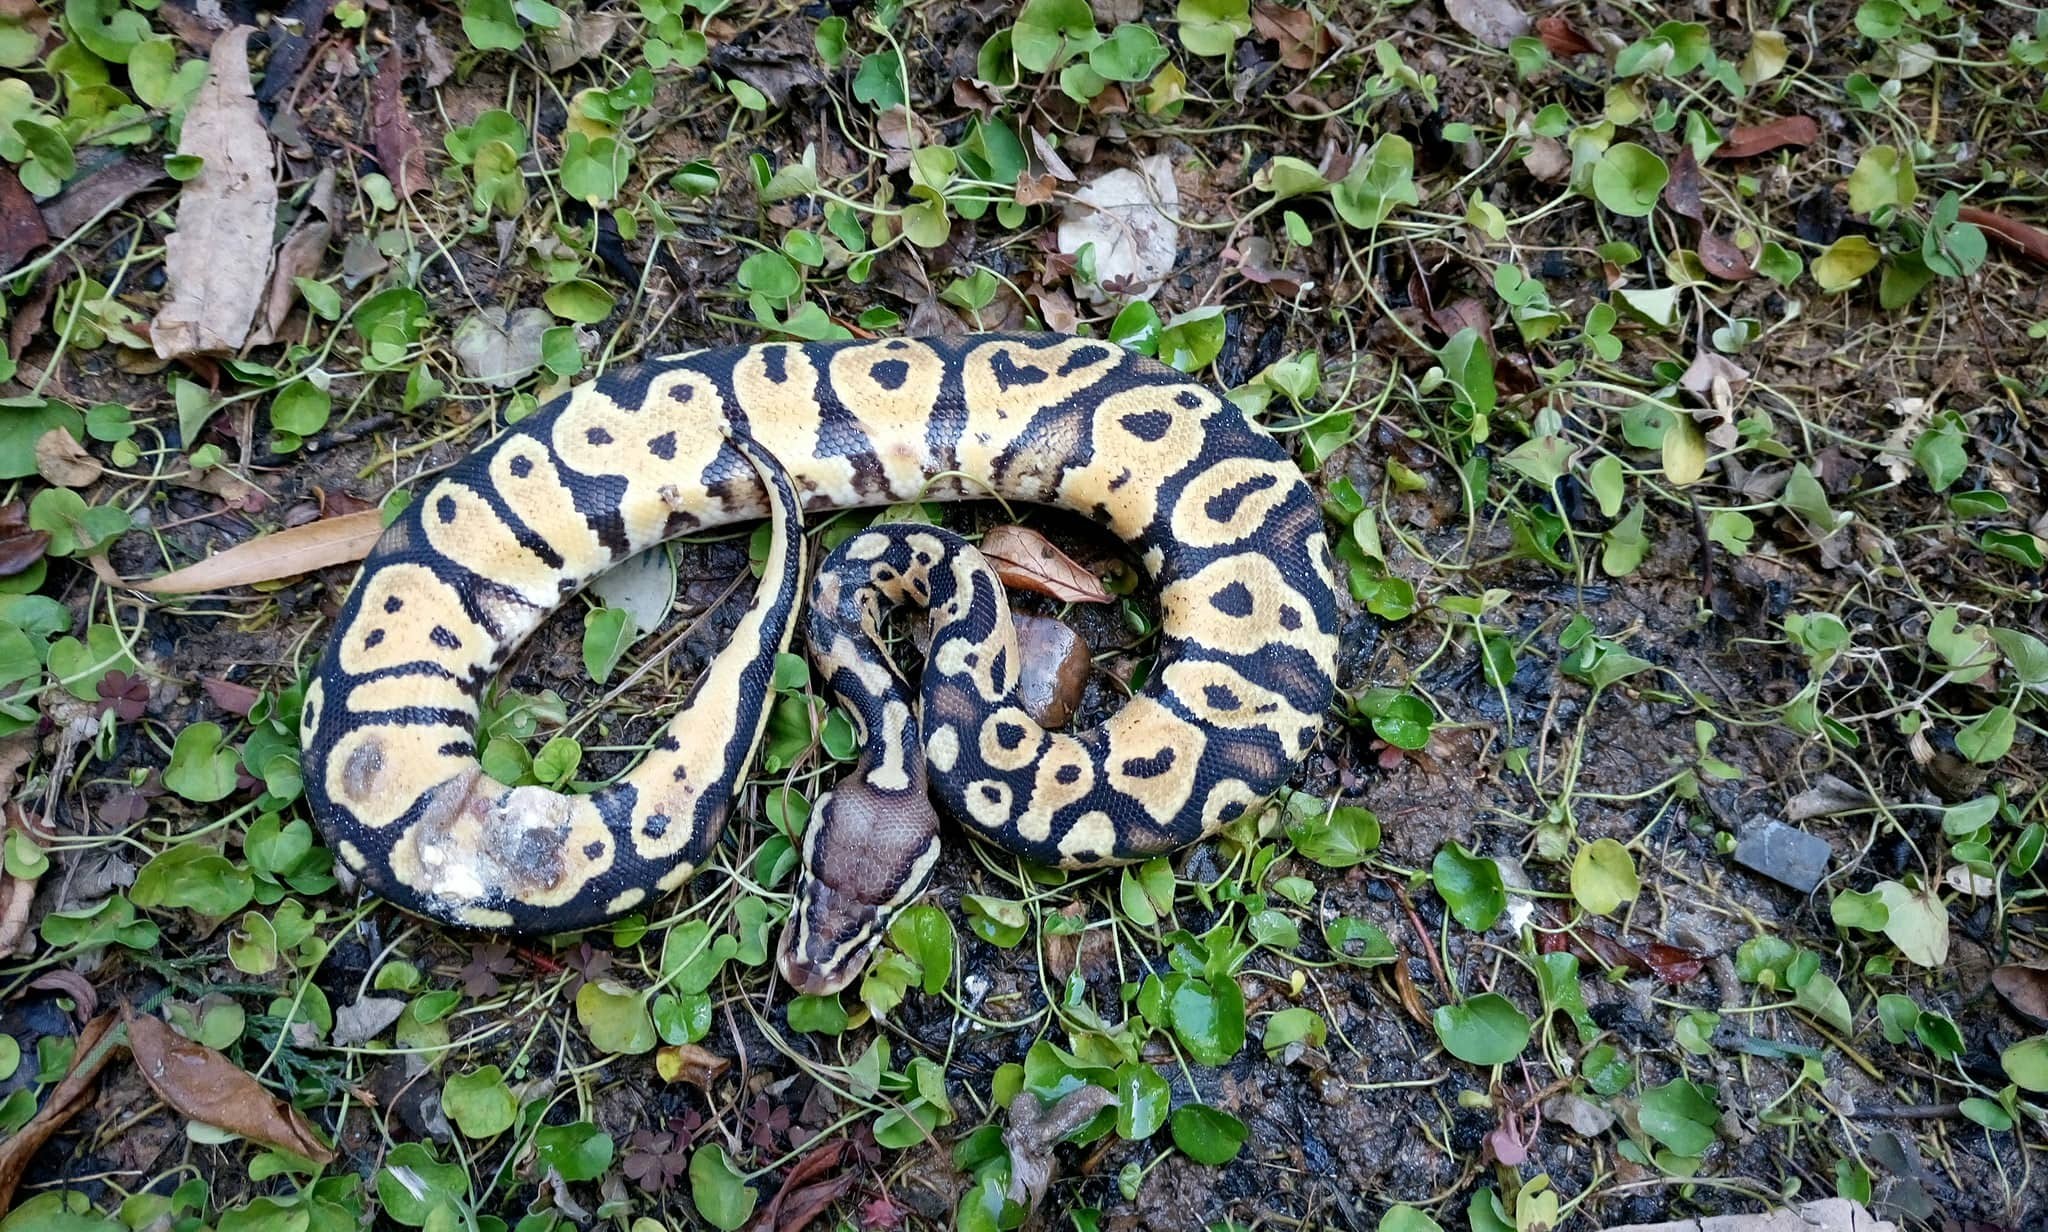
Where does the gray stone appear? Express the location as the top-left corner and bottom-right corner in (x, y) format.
(1599, 1198), (1895, 1232)
(1733, 819), (1834, 893)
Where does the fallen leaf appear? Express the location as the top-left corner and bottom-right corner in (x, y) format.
(37, 154), (168, 240)
(131, 507), (385, 593)
(0, 503), (51, 577)
(1535, 14), (1596, 56)
(756, 1140), (855, 1232)
(1958, 205), (2048, 265)
(1030, 284), (1076, 332)
(952, 77), (1004, 119)
(202, 677), (262, 715)
(0, 804), (39, 959)
(1013, 613), (1091, 729)
(1662, 146), (1704, 221)
(714, 45), (822, 106)
(1228, 235), (1311, 295)
(538, 8), (621, 70)
(452, 305), (552, 387)
(29, 969), (99, 1022)
(1538, 920), (1705, 983)
(1522, 136), (1570, 182)
(1444, 0), (1530, 49)
(1004, 1085), (1116, 1211)
(1992, 963), (2048, 1026)
(0, 167), (48, 275)
(126, 1007), (336, 1162)
(177, 466), (271, 512)
(35, 428), (102, 488)
(979, 525), (1111, 604)
(248, 169), (339, 346)
(1714, 115), (1819, 159)
(655, 1043), (730, 1090)
(0, 1013), (120, 1210)
(1030, 130), (1078, 182)
(330, 995), (406, 1046)
(368, 51), (426, 199)
(1056, 156), (1179, 306)
(151, 27), (278, 360)
(1251, 3), (1334, 70)
(1699, 230), (1756, 281)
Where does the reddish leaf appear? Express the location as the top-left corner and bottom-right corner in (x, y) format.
(1663, 147), (1704, 221)
(369, 49), (427, 200)
(1958, 206), (2048, 265)
(1714, 116), (1820, 159)
(1992, 963), (2048, 1026)
(36, 155), (167, 240)
(0, 502), (50, 577)
(202, 677), (262, 716)
(1699, 230), (1756, 281)
(0, 167), (48, 275)
(1535, 15), (1596, 56)
(1013, 612), (1090, 728)
(125, 1007), (338, 1162)
(0, 1013), (120, 1211)
(978, 525), (1111, 604)
(29, 969), (99, 1022)
(756, 1139), (855, 1232)
(1251, 3), (1334, 70)
(1538, 921), (1704, 983)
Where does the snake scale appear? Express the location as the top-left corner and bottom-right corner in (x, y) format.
(300, 334), (1340, 992)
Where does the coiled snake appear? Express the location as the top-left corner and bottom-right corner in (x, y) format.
(300, 334), (1339, 993)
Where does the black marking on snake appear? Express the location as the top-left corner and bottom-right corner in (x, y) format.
(763, 346), (789, 384)
(509, 455), (533, 479)
(1175, 390), (1203, 410)
(643, 813), (669, 839)
(585, 427), (614, 446)
(1120, 748), (1176, 778)
(437, 740), (475, 758)
(384, 596), (405, 613)
(1057, 344), (1110, 376)
(1056, 764), (1082, 784)
(872, 359), (909, 390)
(436, 495), (457, 523)
(429, 626), (460, 650)
(648, 431), (677, 460)
(990, 351), (1048, 389)
(1203, 683), (1242, 711)
(1210, 581), (1256, 618)
(364, 629), (386, 649)
(995, 721), (1026, 750)
(1279, 605), (1301, 631)
(1121, 410), (1172, 442)
(1205, 472), (1279, 522)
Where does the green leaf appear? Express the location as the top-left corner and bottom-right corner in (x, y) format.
(269, 380), (331, 439)
(1814, 236), (1881, 293)
(1167, 974), (1245, 1065)
(163, 721), (240, 802)
(1285, 804), (1380, 867)
(441, 1066), (517, 1138)
(1432, 993), (1531, 1065)
(461, 0), (525, 51)
(1324, 916), (1395, 966)
(0, 399), (86, 478)
(785, 994), (847, 1034)
(375, 1143), (468, 1227)
(1911, 411), (1968, 492)
(852, 53), (907, 109)
(1590, 143), (1669, 217)
(581, 605), (634, 684)
(534, 1121), (613, 1182)
(543, 278), (615, 324)
(1013, 0), (1098, 72)
(1090, 24), (1168, 80)
(1430, 842), (1506, 930)
(2001, 1036), (2048, 1092)
(67, 0), (151, 62)
(888, 904), (954, 994)
(1570, 838), (1640, 915)
(132, 842), (255, 917)
(1168, 1103), (1247, 1164)
(1380, 1206), (1445, 1232)
(1956, 706), (2015, 765)
(1846, 145), (1916, 213)
(28, 488), (129, 557)
(1114, 1061), (1170, 1139)
(575, 980), (656, 1054)
(1638, 1077), (1720, 1157)
(963, 894), (1028, 947)
(1330, 135), (1418, 229)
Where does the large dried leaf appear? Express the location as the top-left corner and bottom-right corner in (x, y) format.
(1714, 116), (1819, 159)
(247, 167), (339, 347)
(0, 503), (50, 577)
(1993, 963), (2048, 1026)
(978, 525), (1111, 604)
(0, 167), (47, 275)
(1443, 0), (1530, 49)
(131, 508), (384, 593)
(151, 26), (278, 360)
(1959, 205), (2048, 265)
(369, 49), (426, 199)
(0, 1013), (121, 1210)
(37, 154), (166, 239)
(126, 1008), (336, 1162)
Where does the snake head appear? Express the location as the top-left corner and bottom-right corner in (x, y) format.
(776, 777), (941, 997)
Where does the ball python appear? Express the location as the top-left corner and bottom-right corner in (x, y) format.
(300, 334), (1340, 994)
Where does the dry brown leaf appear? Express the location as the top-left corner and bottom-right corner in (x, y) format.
(1251, 4), (1334, 70)
(1662, 147), (1704, 221)
(38, 155), (167, 240)
(29, 969), (98, 1022)
(131, 508), (384, 593)
(1992, 963), (2048, 1026)
(1535, 14), (1596, 56)
(151, 27), (278, 360)
(952, 77), (1003, 119)
(369, 50), (427, 199)
(0, 503), (50, 577)
(126, 1007), (337, 1162)
(0, 167), (48, 276)
(1014, 613), (1091, 729)
(538, 8), (621, 70)
(1714, 115), (1819, 159)
(1699, 230), (1756, 281)
(1004, 1085), (1116, 1210)
(1958, 205), (2048, 265)
(979, 525), (1112, 604)
(1030, 130), (1078, 182)
(1444, 0), (1530, 49)
(176, 466), (270, 512)
(35, 428), (102, 488)
(248, 167), (339, 346)
(202, 677), (262, 715)
(655, 1043), (730, 1090)
(0, 1013), (120, 1210)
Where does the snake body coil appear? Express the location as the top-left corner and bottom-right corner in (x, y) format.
(301, 334), (1339, 991)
